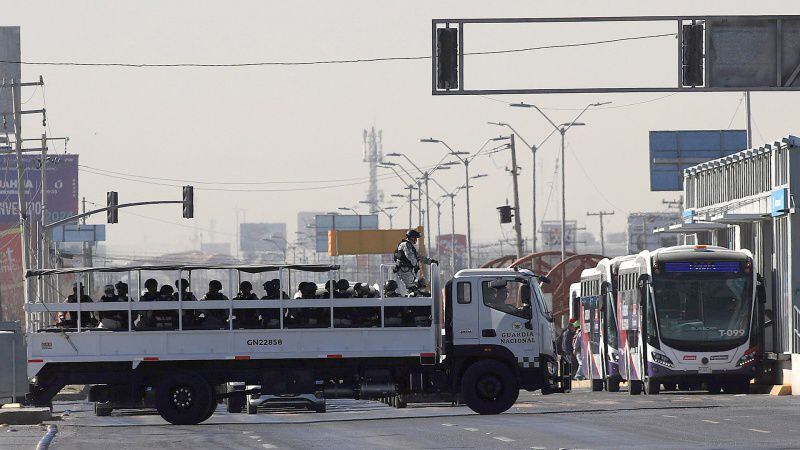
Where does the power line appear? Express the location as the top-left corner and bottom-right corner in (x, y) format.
(0, 32), (675, 69)
(480, 92), (679, 110)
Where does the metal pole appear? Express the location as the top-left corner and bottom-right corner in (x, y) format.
(408, 185), (413, 228)
(745, 91), (753, 148)
(509, 134), (524, 259)
(425, 174), (432, 254)
(532, 147), (537, 255)
(11, 80), (31, 305)
(417, 181), (422, 228)
(40, 133), (47, 273)
(450, 195), (456, 273)
(464, 160), (473, 267)
(436, 202), (442, 264)
(560, 129), (567, 262)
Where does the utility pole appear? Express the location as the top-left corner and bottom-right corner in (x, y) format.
(587, 210), (614, 256)
(744, 91), (753, 148)
(508, 134), (524, 259)
(6, 77), (46, 304)
(435, 201), (442, 264)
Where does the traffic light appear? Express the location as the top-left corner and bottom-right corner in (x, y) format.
(497, 205), (513, 224)
(106, 191), (118, 223)
(182, 185), (194, 219)
(437, 27), (459, 90)
(682, 23), (704, 87)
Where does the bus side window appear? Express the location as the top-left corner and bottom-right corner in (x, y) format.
(456, 281), (472, 304)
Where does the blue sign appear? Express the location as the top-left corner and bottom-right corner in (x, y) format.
(770, 187), (790, 217)
(664, 262), (740, 273)
(314, 214), (378, 252)
(649, 130), (747, 191)
(51, 224), (105, 243)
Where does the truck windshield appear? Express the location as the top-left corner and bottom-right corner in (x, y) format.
(652, 267), (752, 351)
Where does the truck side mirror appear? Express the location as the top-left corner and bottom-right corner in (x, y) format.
(524, 320), (533, 330)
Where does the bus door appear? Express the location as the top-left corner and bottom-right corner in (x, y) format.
(618, 275), (642, 382)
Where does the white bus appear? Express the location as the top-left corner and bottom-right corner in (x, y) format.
(581, 245), (765, 394)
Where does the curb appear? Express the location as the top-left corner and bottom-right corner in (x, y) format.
(0, 407), (52, 425)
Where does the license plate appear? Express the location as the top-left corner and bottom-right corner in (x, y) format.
(698, 366), (712, 374)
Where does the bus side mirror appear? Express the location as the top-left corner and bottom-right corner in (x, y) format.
(764, 309), (774, 328)
(756, 276), (767, 305)
(637, 274), (650, 307)
(538, 275), (551, 284)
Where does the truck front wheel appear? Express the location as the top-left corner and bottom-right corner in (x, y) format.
(155, 372), (214, 425)
(460, 360), (519, 415)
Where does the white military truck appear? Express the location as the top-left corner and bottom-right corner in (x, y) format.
(22, 263), (568, 424)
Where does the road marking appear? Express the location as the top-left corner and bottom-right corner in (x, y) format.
(249, 435), (261, 439)
(262, 444), (277, 449)
(463, 427), (479, 432)
(441, 423), (455, 427)
(530, 447), (546, 449)
(493, 436), (515, 442)
(748, 428), (770, 434)
(662, 415), (677, 418)
(702, 420), (720, 424)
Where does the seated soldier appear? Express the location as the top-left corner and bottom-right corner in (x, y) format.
(233, 281), (260, 329)
(334, 279), (351, 298)
(383, 280), (401, 298)
(151, 285), (178, 330)
(262, 279), (288, 300)
(140, 278), (160, 301)
(201, 280), (229, 329)
(173, 278), (197, 301)
(58, 282), (96, 328)
(98, 284), (126, 330)
(408, 277), (431, 297)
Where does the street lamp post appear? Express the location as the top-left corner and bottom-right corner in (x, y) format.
(359, 201), (397, 229)
(420, 137), (506, 268)
(510, 101), (611, 261)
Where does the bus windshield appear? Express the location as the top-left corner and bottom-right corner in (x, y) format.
(652, 267), (752, 351)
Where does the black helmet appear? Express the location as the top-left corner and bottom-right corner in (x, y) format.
(209, 280), (222, 291)
(175, 278), (190, 290)
(159, 285), (174, 295)
(240, 281), (253, 291)
(406, 229), (421, 239)
(336, 279), (349, 291)
(384, 279), (398, 291)
(115, 281), (128, 291)
(262, 279), (275, 290)
(144, 278), (158, 289)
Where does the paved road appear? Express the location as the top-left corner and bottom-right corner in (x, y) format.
(2, 390), (799, 449)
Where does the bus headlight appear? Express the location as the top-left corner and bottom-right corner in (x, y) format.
(736, 347), (759, 367)
(651, 351), (674, 368)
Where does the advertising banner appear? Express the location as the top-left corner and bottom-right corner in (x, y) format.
(437, 234), (466, 270)
(0, 228), (23, 322)
(0, 154), (79, 225)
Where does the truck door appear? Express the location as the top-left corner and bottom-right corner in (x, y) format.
(452, 279), (479, 344)
(478, 277), (538, 370)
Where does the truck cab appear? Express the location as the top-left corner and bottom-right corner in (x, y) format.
(444, 268), (564, 413)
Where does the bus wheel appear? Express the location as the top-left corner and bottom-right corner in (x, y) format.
(225, 385), (245, 413)
(606, 377), (620, 393)
(155, 372), (214, 425)
(461, 360), (519, 415)
(591, 379), (604, 392)
(629, 380), (643, 395)
(706, 381), (722, 394)
(644, 378), (660, 395)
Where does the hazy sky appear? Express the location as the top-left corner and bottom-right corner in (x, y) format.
(5, 1), (800, 257)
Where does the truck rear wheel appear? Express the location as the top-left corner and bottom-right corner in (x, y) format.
(155, 372), (214, 425)
(225, 385), (245, 413)
(460, 360), (518, 415)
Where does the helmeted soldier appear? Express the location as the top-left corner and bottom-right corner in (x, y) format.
(394, 229), (437, 291)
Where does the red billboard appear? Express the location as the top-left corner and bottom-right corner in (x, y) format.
(437, 234), (467, 270)
(0, 228), (23, 322)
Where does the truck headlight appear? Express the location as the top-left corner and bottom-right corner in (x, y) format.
(651, 351), (674, 368)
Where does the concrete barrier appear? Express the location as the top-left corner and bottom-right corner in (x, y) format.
(0, 404), (52, 425)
